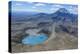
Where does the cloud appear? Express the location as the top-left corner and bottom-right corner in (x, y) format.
(32, 6), (36, 8)
(50, 5), (61, 11)
(28, 2), (33, 3)
(15, 3), (23, 6)
(34, 3), (46, 6)
(51, 5), (63, 8)
(50, 8), (59, 11)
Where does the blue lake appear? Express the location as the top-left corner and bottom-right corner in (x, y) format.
(22, 34), (48, 46)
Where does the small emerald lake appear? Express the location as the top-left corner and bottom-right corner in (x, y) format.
(22, 34), (48, 46)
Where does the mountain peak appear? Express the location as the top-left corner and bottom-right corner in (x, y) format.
(57, 8), (69, 13)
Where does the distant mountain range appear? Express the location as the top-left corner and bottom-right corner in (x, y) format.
(11, 8), (78, 23)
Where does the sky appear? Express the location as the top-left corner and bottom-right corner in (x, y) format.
(11, 1), (78, 14)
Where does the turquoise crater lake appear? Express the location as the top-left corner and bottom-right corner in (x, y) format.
(22, 34), (48, 46)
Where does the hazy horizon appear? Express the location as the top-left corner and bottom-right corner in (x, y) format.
(10, 1), (78, 14)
